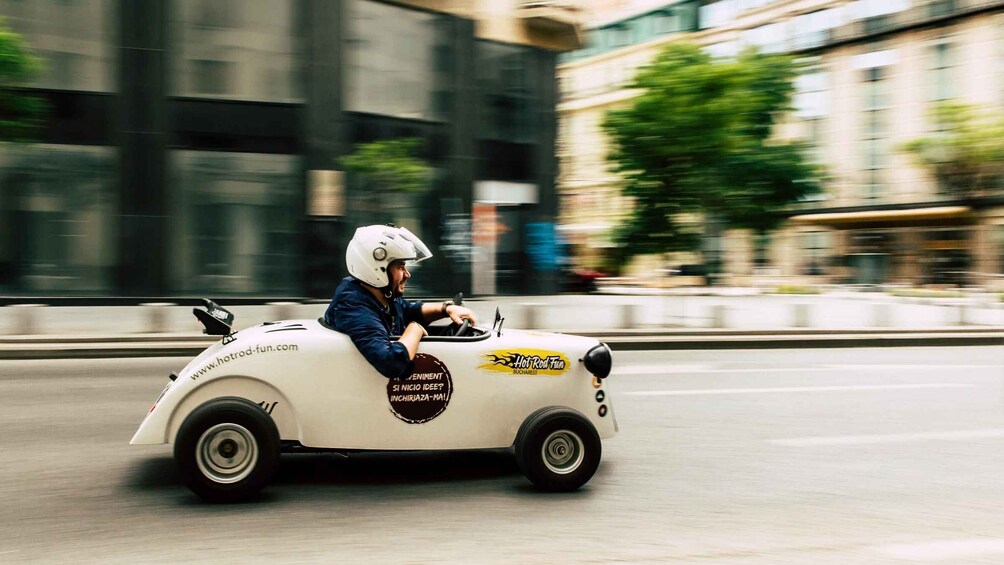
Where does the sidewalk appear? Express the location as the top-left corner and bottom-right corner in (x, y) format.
(1, 289), (1002, 358)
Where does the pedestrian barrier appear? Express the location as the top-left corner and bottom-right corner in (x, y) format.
(141, 302), (175, 333)
(268, 301), (299, 322)
(793, 303), (810, 328)
(10, 304), (45, 335)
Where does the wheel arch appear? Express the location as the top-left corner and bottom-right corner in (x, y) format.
(166, 375), (301, 444)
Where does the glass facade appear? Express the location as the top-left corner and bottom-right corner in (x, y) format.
(0, 0), (560, 297)
(171, 0), (302, 102)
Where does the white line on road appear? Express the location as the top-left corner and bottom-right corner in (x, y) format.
(614, 364), (712, 375)
(614, 364), (999, 376)
(875, 538), (1004, 561)
(625, 383), (974, 397)
(770, 428), (1004, 447)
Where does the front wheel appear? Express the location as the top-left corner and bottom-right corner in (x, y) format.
(174, 397), (280, 503)
(514, 407), (601, 492)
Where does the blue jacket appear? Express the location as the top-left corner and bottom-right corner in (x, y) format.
(324, 276), (426, 380)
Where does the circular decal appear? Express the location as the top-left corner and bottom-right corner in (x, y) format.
(387, 353), (453, 424)
(598, 405), (608, 417)
(595, 390), (605, 403)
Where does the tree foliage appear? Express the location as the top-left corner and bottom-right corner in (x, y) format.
(602, 43), (820, 262)
(339, 138), (431, 224)
(0, 18), (45, 142)
(339, 138), (431, 195)
(901, 102), (1004, 198)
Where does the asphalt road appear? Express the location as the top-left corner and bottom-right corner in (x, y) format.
(2, 347), (1004, 564)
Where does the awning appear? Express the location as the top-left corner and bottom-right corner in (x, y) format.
(789, 206), (971, 226)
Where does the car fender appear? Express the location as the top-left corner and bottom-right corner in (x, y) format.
(164, 376), (300, 444)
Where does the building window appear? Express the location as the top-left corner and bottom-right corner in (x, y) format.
(192, 60), (234, 96)
(930, 0), (956, 18)
(0, 0), (115, 92)
(791, 11), (833, 51)
(652, 9), (678, 35)
(795, 61), (829, 163)
(802, 231), (830, 275)
(172, 151), (301, 294)
(608, 24), (631, 48)
(861, 65), (890, 200)
(0, 145), (118, 292)
(173, 0), (301, 102)
(742, 21), (787, 54)
(929, 39), (956, 103)
(477, 41), (538, 144)
(344, 0), (451, 121)
(754, 232), (771, 267)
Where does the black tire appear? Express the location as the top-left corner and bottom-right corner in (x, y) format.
(174, 397), (281, 503)
(514, 406), (601, 492)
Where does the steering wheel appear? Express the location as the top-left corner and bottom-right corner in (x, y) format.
(446, 291), (470, 337)
(450, 318), (470, 337)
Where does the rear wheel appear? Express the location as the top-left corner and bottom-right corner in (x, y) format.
(174, 397), (280, 503)
(515, 407), (601, 492)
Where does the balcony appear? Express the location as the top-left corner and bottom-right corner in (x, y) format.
(518, 1), (583, 49)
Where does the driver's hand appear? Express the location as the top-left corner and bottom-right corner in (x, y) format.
(446, 304), (477, 326)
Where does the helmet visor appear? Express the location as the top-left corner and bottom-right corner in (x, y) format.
(398, 227), (432, 265)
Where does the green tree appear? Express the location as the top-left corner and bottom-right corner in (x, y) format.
(0, 17), (45, 142)
(339, 137), (431, 224)
(602, 43), (820, 266)
(901, 102), (1004, 198)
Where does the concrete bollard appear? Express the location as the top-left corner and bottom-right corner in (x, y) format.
(872, 303), (891, 328)
(10, 304), (46, 335)
(620, 304), (637, 329)
(141, 302), (175, 333)
(792, 303), (810, 328)
(710, 304), (728, 329)
(268, 301), (299, 322)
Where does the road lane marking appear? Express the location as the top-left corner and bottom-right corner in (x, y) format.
(770, 428), (1004, 447)
(614, 364), (711, 375)
(875, 538), (1004, 561)
(625, 383), (974, 397)
(615, 364), (999, 376)
(826, 364), (1000, 370)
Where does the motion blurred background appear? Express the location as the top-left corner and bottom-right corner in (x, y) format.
(0, 0), (1002, 301)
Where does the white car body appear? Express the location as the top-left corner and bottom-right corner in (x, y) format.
(132, 319), (617, 451)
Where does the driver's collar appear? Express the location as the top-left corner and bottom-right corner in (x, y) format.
(360, 281), (393, 311)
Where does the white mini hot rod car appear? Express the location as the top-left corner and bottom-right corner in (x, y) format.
(132, 298), (615, 502)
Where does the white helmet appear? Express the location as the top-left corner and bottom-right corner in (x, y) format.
(346, 224), (433, 288)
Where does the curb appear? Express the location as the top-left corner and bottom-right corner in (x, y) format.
(1, 329), (1001, 359)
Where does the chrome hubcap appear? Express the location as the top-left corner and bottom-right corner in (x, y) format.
(541, 430), (584, 475)
(196, 423), (258, 484)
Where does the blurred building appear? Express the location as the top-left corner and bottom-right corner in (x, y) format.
(558, 0), (1004, 288)
(0, 0), (581, 298)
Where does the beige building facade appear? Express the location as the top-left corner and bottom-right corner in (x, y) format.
(558, 0), (1004, 288)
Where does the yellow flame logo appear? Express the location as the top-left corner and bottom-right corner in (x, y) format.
(479, 349), (570, 376)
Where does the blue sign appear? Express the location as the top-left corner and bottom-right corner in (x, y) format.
(525, 222), (558, 272)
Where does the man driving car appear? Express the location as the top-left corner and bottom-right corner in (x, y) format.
(324, 224), (477, 380)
